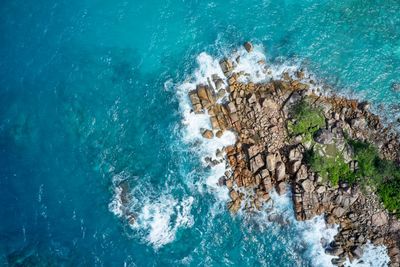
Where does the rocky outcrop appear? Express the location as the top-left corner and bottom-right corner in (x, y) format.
(188, 42), (400, 266)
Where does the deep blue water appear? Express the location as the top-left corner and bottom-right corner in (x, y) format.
(0, 0), (399, 266)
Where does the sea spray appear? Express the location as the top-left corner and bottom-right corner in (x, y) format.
(109, 171), (195, 249)
(176, 43), (391, 266)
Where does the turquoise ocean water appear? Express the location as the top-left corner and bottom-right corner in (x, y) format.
(0, 0), (399, 266)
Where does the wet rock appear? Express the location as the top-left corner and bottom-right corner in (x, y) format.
(229, 190), (239, 201)
(202, 129), (213, 139)
(228, 199), (241, 213)
(263, 176), (273, 191)
(244, 41), (254, 53)
(216, 130), (224, 138)
(197, 85), (215, 104)
(219, 59), (233, 75)
(358, 101), (370, 111)
(226, 179), (233, 188)
(351, 246), (363, 259)
(326, 246), (344, 256)
(276, 182), (286, 195)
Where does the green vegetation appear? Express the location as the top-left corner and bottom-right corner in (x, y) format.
(288, 100), (400, 215)
(310, 139), (400, 215)
(287, 100), (325, 142)
(307, 149), (353, 186)
(350, 141), (400, 214)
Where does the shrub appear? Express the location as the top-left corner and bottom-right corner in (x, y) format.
(349, 140), (400, 215)
(287, 100), (325, 140)
(306, 149), (353, 186)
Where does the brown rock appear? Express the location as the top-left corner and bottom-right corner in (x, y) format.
(371, 212), (388, 227)
(247, 145), (261, 159)
(301, 179), (315, 192)
(290, 160), (301, 174)
(226, 179), (233, 188)
(227, 102), (237, 113)
(250, 154), (265, 173)
(228, 198), (241, 213)
(276, 182), (286, 195)
(229, 190), (239, 201)
(202, 129), (213, 139)
(244, 41), (254, 53)
(275, 161), (286, 181)
(216, 130), (224, 138)
(263, 177), (273, 191)
(266, 153), (276, 172)
(332, 207), (346, 218)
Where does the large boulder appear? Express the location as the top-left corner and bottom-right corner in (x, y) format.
(202, 129), (213, 139)
(351, 246), (363, 259)
(314, 129), (333, 144)
(275, 161), (286, 181)
(276, 182), (286, 195)
(289, 160), (301, 174)
(289, 146), (303, 161)
(262, 98), (279, 111)
(219, 59), (233, 75)
(250, 154), (265, 173)
(266, 153), (277, 172)
(247, 145), (261, 159)
(296, 165), (308, 181)
(371, 212), (388, 227)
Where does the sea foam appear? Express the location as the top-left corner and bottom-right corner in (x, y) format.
(108, 171), (194, 249)
(177, 43), (390, 266)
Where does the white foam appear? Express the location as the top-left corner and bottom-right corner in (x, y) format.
(108, 171), (195, 249)
(267, 190), (339, 267)
(108, 171), (131, 218)
(177, 44), (390, 266)
(344, 242), (390, 267)
(109, 185), (124, 217)
(131, 195), (194, 249)
(176, 52), (236, 201)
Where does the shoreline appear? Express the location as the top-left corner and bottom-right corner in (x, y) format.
(188, 42), (400, 266)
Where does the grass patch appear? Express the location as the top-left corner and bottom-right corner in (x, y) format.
(308, 139), (400, 215)
(306, 147), (354, 186)
(350, 141), (400, 214)
(287, 100), (325, 141)
(287, 99), (400, 215)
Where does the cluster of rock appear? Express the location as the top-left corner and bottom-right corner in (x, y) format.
(188, 42), (400, 266)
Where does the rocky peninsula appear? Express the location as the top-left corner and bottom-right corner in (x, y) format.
(188, 42), (400, 266)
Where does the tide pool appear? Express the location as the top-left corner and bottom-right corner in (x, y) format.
(0, 0), (399, 266)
